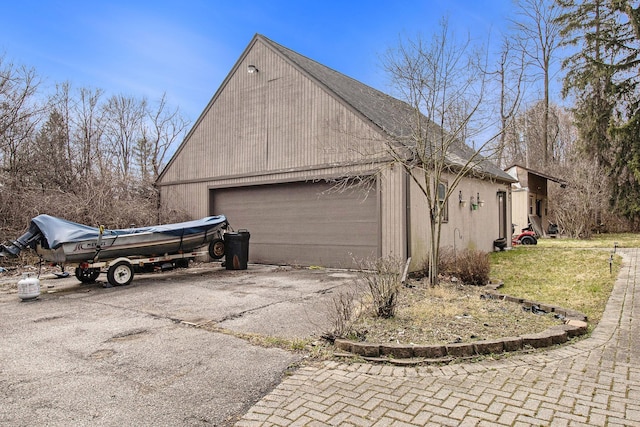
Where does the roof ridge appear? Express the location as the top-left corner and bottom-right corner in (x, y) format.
(257, 33), (410, 126)
(258, 34), (379, 90)
(256, 34), (514, 183)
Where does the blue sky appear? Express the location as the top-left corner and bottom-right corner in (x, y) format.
(1, 0), (515, 122)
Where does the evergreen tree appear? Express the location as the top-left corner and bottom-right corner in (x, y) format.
(33, 108), (75, 190)
(558, 0), (640, 223)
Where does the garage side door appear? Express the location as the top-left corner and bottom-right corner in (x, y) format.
(210, 181), (379, 268)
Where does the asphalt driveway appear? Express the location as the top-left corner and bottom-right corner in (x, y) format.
(0, 263), (357, 426)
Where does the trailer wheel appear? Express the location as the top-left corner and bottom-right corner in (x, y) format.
(520, 236), (537, 245)
(75, 267), (100, 283)
(208, 238), (225, 260)
(107, 261), (134, 286)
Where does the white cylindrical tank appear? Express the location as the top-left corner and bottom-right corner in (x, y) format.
(18, 272), (40, 301)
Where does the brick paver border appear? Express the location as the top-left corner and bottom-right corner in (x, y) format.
(333, 280), (589, 364)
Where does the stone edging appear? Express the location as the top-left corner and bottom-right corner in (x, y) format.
(333, 281), (589, 365)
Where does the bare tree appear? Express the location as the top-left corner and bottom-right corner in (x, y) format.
(512, 0), (563, 166)
(550, 107), (576, 166)
(0, 56), (42, 186)
(489, 36), (526, 168)
(382, 18), (495, 285)
(138, 93), (189, 181)
(502, 100), (570, 170)
(70, 87), (106, 179)
(549, 155), (609, 238)
(103, 94), (146, 179)
(0, 63), (192, 244)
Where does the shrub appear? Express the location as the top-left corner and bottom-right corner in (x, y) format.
(324, 289), (359, 341)
(355, 256), (404, 318)
(437, 247), (457, 277)
(439, 247), (490, 286)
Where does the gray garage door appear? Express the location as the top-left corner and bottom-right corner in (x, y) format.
(209, 181), (379, 268)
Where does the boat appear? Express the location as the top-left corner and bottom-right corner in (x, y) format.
(0, 214), (229, 264)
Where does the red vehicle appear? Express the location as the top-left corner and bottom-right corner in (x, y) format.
(512, 223), (537, 245)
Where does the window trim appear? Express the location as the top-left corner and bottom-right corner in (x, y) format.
(437, 181), (449, 222)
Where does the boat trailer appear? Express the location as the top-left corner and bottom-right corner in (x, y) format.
(1, 215), (228, 287)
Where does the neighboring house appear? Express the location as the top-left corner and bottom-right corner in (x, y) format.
(506, 164), (566, 236)
(156, 34), (516, 270)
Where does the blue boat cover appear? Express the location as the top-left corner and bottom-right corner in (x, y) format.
(31, 215), (228, 249)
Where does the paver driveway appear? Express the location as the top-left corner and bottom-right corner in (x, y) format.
(237, 248), (640, 426)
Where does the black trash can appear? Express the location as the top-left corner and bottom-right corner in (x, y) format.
(224, 230), (250, 270)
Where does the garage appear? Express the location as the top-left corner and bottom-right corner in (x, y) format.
(209, 181), (379, 268)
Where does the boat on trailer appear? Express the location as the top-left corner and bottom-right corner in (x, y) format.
(1, 214), (228, 287)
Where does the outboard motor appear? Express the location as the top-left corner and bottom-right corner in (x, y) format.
(0, 222), (43, 257)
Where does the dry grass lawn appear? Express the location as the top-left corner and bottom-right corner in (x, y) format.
(350, 280), (562, 345)
(348, 237), (624, 345)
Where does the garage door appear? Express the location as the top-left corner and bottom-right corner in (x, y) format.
(209, 181), (379, 268)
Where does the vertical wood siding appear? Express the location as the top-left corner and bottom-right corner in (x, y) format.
(408, 174), (512, 271)
(158, 39), (383, 185)
(161, 183), (209, 218)
(380, 165), (406, 259)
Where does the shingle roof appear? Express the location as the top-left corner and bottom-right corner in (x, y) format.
(260, 34), (515, 183)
